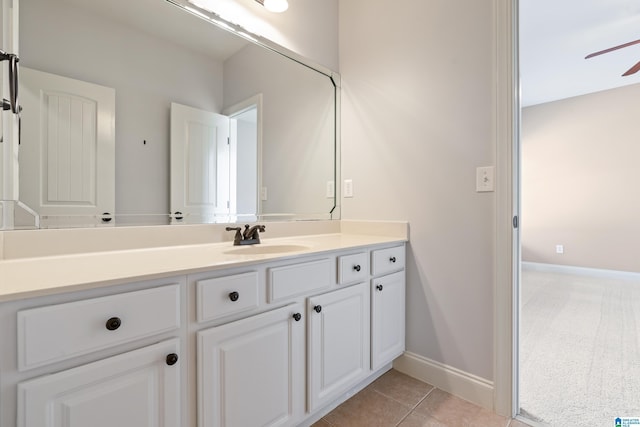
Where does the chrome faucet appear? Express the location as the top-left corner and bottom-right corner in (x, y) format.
(225, 224), (266, 246)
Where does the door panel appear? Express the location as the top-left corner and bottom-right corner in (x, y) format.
(170, 102), (230, 223)
(371, 270), (406, 370)
(19, 67), (115, 226)
(198, 304), (305, 427)
(17, 339), (181, 427)
(308, 283), (370, 411)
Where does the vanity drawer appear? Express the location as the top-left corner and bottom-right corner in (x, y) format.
(17, 284), (180, 371)
(371, 246), (405, 276)
(268, 259), (332, 302)
(338, 252), (368, 285)
(197, 272), (259, 322)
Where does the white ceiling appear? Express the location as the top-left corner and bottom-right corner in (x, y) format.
(520, 0), (640, 106)
(64, 0), (248, 61)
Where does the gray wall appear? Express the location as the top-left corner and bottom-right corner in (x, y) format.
(522, 83), (640, 273)
(20, 0), (224, 218)
(339, 0), (496, 380)
(223, 44), (335, 217)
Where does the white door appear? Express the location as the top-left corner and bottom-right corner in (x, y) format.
(0, 0), (20, 228)
(198, 304), (305, 427)
(17, 339), (181, 427)
(371, 270), (406, 370)
(19, 67), (116, 226)
(307, 282), (371, 411)
(170, 102), (230, 223)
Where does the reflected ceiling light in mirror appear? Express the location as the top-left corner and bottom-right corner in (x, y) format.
(186, 0), (284, 42)
(188, 0), (247, 23)
(255, 0), (289, 13)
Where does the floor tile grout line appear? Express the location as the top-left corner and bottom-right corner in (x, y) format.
(372, 385), (434, 411)
(393, 385), (437, 427)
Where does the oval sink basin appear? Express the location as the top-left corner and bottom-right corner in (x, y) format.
(223, 244), (310, 255)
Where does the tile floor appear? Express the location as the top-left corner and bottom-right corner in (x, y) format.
(312, 369), (530, 427)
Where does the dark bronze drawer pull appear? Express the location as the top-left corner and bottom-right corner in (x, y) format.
(166, 353), (179, 366)
(105, 317), (121, 331)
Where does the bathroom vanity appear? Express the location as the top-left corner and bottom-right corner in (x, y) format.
(0, 221), (407, 426)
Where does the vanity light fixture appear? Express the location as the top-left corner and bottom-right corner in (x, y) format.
(255, 0), (289, 13)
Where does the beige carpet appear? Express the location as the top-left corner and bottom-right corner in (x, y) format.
(519, 264), (640, 427)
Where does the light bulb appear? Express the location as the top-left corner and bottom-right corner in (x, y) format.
(263, 0), (288, 13)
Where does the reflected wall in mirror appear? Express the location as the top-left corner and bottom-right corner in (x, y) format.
(16, 0), (337, 228)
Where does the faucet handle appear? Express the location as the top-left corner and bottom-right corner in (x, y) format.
(225, 226), (243, 245)
(242, 224), (266, 241)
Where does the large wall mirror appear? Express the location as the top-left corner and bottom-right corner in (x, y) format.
(12, 0), (338, 228)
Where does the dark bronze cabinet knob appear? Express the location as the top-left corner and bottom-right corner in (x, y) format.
(376, 284), (384, 291)
(353, 265), (361, 272)
(390, 256), (396, 263)
(293, 313), (302, 322)
(105, 317), (121, 331)
(313, 305), (322, 313)
(229, 291), (240, 302)
(166, 353), (179, 366)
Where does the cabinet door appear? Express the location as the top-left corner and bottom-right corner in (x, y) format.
(308, 282), (370, 411)
(372, 270), (406, 370)
(198, 303), (305, 427)
(17, 339), (181, 427)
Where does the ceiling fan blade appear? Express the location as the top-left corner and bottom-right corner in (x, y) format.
(622, 59), (640, 76)
(585, 38), (640, 59)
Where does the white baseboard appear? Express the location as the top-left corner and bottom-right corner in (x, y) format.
(522, 262), (640, 280)
(393, 351), (494, 410)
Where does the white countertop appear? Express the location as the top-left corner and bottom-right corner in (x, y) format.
(0, 232), (406, 302)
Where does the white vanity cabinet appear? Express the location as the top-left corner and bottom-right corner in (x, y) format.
(0, 278), (185, 427)
(371, 270), (406, 370)
(197, 303), (305, 427)
(0, 239), (407, 427)
(370, 246), (406, 370)
(307, 282), (370, 411)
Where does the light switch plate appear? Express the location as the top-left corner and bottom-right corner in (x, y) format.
(261, 186), (268, 201)
(326, 181), (335, 198)
(476, 166), (495, 192)
(344, 179), (353, 198)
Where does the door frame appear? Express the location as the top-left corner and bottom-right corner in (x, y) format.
(223, 94), (263, 219)
(494, 0), (520, 418)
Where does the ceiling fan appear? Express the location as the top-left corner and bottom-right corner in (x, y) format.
(585, 38), (640, 76)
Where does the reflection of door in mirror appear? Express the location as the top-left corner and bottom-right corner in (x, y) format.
(0, 0), (20, 229)
(170, 102), (232, 224)
(20, 67), (116, 228)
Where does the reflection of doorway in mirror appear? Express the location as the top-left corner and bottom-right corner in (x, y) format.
(225, 94), (261, 223)
(19, 67), (116, 228)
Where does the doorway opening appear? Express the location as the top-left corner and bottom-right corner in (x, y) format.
(515, 1), (640, 425)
